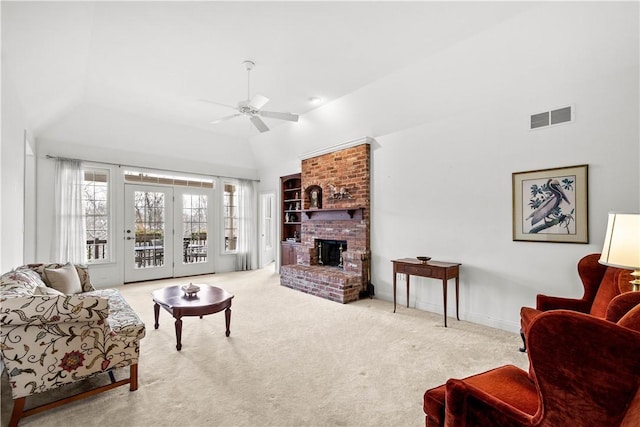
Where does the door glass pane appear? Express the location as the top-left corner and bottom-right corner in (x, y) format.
(133, 191), (165, 269)
(182, 194), (208, 264)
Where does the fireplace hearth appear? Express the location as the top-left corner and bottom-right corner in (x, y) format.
(316, 239), (347, 267)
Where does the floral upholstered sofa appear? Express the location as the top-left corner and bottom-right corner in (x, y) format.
(0, 263), (145, 427)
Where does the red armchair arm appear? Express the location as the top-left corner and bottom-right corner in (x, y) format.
(444, 377), (534, 427)
(605, 292), (640, 323)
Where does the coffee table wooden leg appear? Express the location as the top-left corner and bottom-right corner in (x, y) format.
(174, 317), (183, 351)
(154, 303), (160, 329)
(225, 307), (231, 337)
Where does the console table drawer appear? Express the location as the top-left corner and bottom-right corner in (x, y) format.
(399, 265), (432, 276)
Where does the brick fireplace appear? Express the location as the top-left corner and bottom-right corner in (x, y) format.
(280, 140), (371, 303)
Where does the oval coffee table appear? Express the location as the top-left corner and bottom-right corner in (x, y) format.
(152, 284), (234, 351)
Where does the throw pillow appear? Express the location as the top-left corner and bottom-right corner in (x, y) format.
(44, 263), (83, 294)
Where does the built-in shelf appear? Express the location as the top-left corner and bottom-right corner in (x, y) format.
(303, 207), (364, 220)
(281, 173), (302, 268)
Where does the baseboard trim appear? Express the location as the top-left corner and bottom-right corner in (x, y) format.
(373, 291), (520, 334)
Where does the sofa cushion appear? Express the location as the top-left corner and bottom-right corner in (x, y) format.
(44, 263), (83, 294)
(0, 269), (45, 296)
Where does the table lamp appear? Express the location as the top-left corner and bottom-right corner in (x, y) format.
(599, 212), (640, 291)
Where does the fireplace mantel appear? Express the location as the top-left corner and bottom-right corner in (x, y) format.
(302, 207), (364, 220)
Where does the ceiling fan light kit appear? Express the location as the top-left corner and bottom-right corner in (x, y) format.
(204, 60), (299, 133)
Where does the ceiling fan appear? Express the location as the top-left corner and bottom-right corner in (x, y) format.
(202, 60), (299, 133)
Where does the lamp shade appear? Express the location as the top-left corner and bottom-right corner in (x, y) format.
(599, 213), (640, 270)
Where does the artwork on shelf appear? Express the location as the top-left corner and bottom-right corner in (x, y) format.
(306, 185), (322, 209)
(512, 164), (588, 243)
(327, 184), (353, 200)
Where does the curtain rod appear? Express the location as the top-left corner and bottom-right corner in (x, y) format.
(44, 154), (260, 182)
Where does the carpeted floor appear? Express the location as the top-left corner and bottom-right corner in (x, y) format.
(1, 266), (528, 426)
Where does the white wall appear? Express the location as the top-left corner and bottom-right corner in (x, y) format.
(23, 133), (37, 263)
(1, 72), (30, 272)
(253, 2), (640, 332)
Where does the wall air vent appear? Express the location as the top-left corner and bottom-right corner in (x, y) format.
(530, 105), (574, 130)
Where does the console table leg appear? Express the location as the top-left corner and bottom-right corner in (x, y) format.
(455, 276), (460, 321)
(174, 317), (183, 351)
(406, 274), (410, 308)
(442, 279), (448, 328)
(393, 271), (397, 313)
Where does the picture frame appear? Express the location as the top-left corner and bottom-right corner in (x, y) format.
(512, 164), (588, 243)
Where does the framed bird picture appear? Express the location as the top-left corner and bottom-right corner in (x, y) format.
(512, 164), (588, 243)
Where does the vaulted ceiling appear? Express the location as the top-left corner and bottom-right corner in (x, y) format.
(2, 1), (531, 141)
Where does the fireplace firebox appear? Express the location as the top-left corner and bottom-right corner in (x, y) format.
(316, 239), (347, 268)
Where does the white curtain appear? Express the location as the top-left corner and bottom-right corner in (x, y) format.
(236, 179), (258, 271)
(53, 158), (87, 264)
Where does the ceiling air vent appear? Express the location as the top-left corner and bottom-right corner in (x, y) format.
(530, 105), (574, 130)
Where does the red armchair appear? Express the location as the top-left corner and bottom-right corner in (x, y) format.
(424, 305), (640, 427)
(519, 253), (640, 351)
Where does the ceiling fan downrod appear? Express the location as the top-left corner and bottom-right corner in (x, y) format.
(243, 60), (255, 101)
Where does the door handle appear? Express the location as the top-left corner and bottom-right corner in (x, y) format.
(126, 236), (134, 240)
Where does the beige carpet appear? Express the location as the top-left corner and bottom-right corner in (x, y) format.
(1, 266), (528, 426)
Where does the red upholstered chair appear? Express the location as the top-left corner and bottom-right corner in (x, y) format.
(519, 253), (640, 351)
(423, 305), (640, 427)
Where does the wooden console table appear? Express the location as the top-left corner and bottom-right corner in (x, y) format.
(391, 258), (461, 327)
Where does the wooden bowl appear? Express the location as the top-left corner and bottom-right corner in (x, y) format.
(417, 256), (431, 264)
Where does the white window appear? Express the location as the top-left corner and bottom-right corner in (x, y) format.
(223, 182), (238, 252)
(83, 168), (110, 263)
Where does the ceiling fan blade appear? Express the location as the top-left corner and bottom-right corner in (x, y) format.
(259, 110), (299, 122)
(250, 115), (270, 133)
(248, 94), (269, 110)
(199, 99), (237, 110)
(210, 113), (242, 124)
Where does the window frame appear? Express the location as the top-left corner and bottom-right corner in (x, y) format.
(82, 165), (113, 264)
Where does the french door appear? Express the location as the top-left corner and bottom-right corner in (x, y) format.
(173, 186), (213, 277)
(124, 185), (173, 282)
(124, 184), (213, 282)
